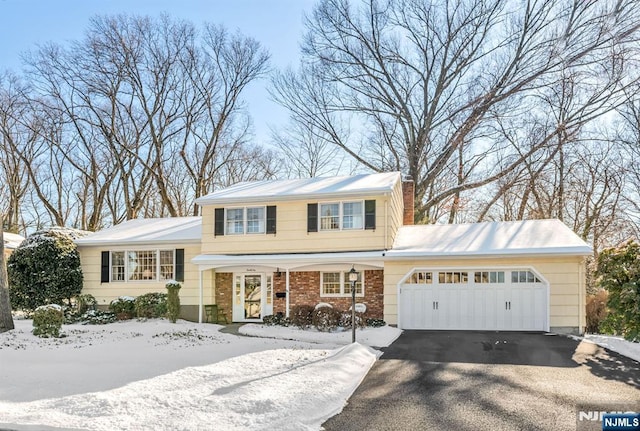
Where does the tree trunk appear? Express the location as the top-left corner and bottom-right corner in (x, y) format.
(0, 213), (15, 332)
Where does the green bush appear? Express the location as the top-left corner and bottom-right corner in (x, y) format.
(8, 227), (89, 311)
(165, 281), (181, 323)
(79, 309), (117, 325)
(135, 292), (168, 319)
(263, 314), (290, 326)
(312, 306), (341, 332)
(32, 304), (64, 338)
(596, 241), (640, 341)
(109, 296), (136, 320)
(366, 318), (386, 328)
(339, 311), (367, 329)
(75, 294), (97, 314)
(290, 305), (315, 329)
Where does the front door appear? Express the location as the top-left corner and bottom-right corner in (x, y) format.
(232, 273), (273, 322)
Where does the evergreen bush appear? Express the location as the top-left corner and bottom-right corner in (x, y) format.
(312, 306), (341, 332)
(109, 296), (136, 320)
(339, 311), (367, 329)
(290, 304), (314, 329)
(79, 309), (117, 325)
(165, 281), (181, 323)
(135, 292), (168, 319)
(366, 318), (386, 328)
(263, 313), (290, 326)
(32, 304), (64, 338)
(7, 227), (89, 311)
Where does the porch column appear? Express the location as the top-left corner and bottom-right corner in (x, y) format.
(285, 269), (290, 318)
(198, 268), (203, 324)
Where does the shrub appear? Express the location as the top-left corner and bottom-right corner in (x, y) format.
(312, 306), (341, 332)
(596, 241), (640, 341)
(586, 289), (609, 333)
(7, 227), (89, 311)
(290, 305), (315, 329)
(263, 313), (290, 326)
(135, 292), (168, 319)
(75, 294), (97, 314)
(366, 318), (386, 328)
(79, 309), (116, 325)
(32, 304), (64, 338)
(109, 296), (136, 320)
(339, 311), (367, 329)
(165, 281), (181, 323)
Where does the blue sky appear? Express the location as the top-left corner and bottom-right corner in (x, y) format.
(0, 0), (317, 145)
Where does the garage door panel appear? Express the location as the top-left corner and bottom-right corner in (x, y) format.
(400, 269), (547, 331)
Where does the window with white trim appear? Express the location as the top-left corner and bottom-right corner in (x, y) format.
(319, 201), (364, 231)
(225, 207), (265, 235)
(408, 271), (433, 284)
(438, 271), (468, 283)
(511, 270), (542, 283)
(110, 250), (174, 282)
(321, 271), (363, 297)
(474, 271), (505, 283)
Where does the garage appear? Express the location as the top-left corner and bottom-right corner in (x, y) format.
(399, 268), (548, 331)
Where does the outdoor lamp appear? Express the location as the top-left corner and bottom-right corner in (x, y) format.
(348, 266), (358, 343)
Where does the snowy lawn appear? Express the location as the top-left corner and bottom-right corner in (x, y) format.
(240, 323), (402, 347)
(0, 318), (385, 431)
(582, 334), (640, 363)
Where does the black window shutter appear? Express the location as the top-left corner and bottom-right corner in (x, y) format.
(214, 208), (225, 236)
(365, 200), (376, 230)
(100, 251), (109, 283)
(266, 206), (277, 234)
(307, 203), (318, 232)
(175, 249), (185, 282)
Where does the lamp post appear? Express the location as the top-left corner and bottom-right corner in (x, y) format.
(348, 266), (358, 343)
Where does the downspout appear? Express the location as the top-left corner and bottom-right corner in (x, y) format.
(579, 259), (585, 335)
(198, 269), (203, 324)
(285, 269), (290, 318)
(384, 199), (389, 250)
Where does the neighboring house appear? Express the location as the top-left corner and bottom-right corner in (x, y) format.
(3, 232), (25, 258)
(75, 172), (592, 334)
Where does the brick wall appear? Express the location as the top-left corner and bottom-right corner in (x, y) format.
(273, 270), (384, 319)
(215, 272), (233, 317)
(402, 179), (415, 225)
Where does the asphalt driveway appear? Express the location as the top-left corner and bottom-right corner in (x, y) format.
(323, 331), (640, 431)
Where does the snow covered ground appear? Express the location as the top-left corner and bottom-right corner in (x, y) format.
(582, 334), (640, 363)
(0, 319), (394, 431)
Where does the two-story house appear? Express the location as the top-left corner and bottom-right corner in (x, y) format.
(75, 171), (592, 334)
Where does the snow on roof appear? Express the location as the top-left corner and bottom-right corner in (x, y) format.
(195, 172), (401, 205)
(3, 232), (25, 250)
(75, 217), (201, 246)
(386, 219), (592, 258)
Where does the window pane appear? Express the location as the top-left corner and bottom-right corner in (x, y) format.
(322, 272), (341, 295)
(497, 272), (505, 283)
(159, 250), (174, 280)
(128, 250), (156, 281)
(511, 271), (519, 283)
(343, 201), (363, 229)
(226, 209), (244, 234)
(111, 251), (125, 282)
(344, 271), (363, 294)
(320, 203), (340, 230)
(246, 207), (265, 234)
(489, 272), (496, 283)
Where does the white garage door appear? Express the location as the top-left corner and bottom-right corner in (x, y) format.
(399, 269), (548, 331)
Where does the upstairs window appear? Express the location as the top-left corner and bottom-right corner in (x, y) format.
(225, 207), (265, 235)
(319, 201), (364, 231)
(320, 203), (340, 230)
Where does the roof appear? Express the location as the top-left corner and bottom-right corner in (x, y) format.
(74, 217), (202, 246)
(385, 219), (592, 258)
(3, 232), (25, 250)
(195, 172), (401, 205)
(192, 250), (385, 270)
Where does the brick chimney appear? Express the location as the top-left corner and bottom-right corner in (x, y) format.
(402, 176), (414, 225)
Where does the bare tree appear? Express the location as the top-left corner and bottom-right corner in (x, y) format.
(0, 213), (15, 333)
(271, 0), (640, 222)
